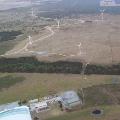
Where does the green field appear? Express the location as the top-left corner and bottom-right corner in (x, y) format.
(80, 84), (120, 107)
(0, 73), (120, 120)
(0, 41), (16, 55)
(45, 105), (120, 120)
(0, 30), (23, 55)
(0, 73), (117, 104)
(44, 83), (120, 120)
(0, 75), (25, 90)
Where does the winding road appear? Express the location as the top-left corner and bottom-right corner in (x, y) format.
(0, 25), (55, 57)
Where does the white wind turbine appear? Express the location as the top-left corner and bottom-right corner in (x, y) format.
(100, 9), (105, 21)
(31, 8), (34, 18)
(55, 18), (60, 28)
(57, 19), (60, 28)
(30, 0), (37, 18)
(77, 43), (82, 55)
(28, 35), (32, 45)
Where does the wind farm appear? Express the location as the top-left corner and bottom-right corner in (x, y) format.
(1, 1), (120, 120)
(0, 0), (120, 65)
(1, 13), (120, 65)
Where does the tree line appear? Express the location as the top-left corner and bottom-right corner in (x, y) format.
(0, 30), (22, 42)
(0, 57), (120, 75)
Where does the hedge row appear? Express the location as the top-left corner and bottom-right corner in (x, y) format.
(0, 57), (120, 75)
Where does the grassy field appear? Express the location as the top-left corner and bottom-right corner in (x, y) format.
(0, 41), (17, 55)
(43, 83), (120, 120)
(45, 105), (120, 120)
(0, 31), (27, 55)
(0, 73), (120, 120)
(0, 75), (24, 90)
(80, 84), (120, 107)
(0, 73), (117, 104)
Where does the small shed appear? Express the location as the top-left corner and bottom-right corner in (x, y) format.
(60, 91), (82, 110)
(30, 102), (49, 113)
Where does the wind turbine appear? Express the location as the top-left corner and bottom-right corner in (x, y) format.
(77, 43), (82, 55)
(28, 35), (32, 45)
(57, 19), (60, 28)
(100, 9), (105, 21)
(31, 8), (34, 18)
(55, 18), (60, 28)
(30, 0), (37, 18)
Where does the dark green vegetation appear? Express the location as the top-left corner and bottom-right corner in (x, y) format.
(0, 75), (25, 90)
(0, 57), (83, 73)
(0, 30), (22, 55)
(0, 57), (120, 74)
(0, 31), (22, 42)
(86, 64), (120, 75)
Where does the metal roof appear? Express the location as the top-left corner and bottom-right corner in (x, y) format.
(61, 91), (81, 105)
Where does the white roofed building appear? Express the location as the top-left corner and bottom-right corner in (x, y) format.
(30, 101), (49, 113)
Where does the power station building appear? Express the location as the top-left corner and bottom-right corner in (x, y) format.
(60, 91), (82, 110)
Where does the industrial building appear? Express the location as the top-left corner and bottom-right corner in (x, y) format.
(30, 101), (50, 113)
(60, 91), (82, 110)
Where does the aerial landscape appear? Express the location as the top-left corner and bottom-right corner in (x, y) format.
(0, 0), (120, 120)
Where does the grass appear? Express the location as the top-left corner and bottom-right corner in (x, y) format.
(45, 105), (120, 120)
(0, 73), (115, 104)
(0, 73), (120, 120)
(0, 33), (25, 55)
(81, 84), (120, 108)
(0, 41), (17, 55)
(0, 75), (25, 90)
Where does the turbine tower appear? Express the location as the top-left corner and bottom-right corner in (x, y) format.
(57, 19), (60, 28)
(55, 18), (60, 28)
(31, 8), (34, 18)
(77, 43), (82, 55)
(100, 9), (105, 21)
(28, 35), (32, 45)
(30, 0), (37, 18)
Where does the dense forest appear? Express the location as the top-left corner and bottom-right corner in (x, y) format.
(0, 31), (22, 42)
(0, 57), (120, 75)
(0, 57), (83, 73)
